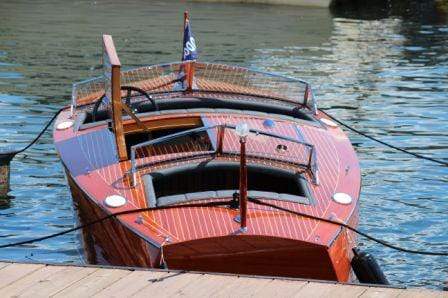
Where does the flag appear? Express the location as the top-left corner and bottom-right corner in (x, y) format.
(182, 12), (198, 61)
(174, 11), (198, 91)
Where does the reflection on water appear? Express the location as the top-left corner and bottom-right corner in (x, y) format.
(0, 0), (447, 289)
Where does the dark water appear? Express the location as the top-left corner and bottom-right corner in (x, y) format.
(0, 0), (447, 289)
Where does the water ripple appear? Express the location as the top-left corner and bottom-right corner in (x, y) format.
(0, 0), (446, 289)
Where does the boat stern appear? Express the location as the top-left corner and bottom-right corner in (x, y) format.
(164, 233), (353, 281)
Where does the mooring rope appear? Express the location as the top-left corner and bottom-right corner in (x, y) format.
(1, 76), (185, 159)
(320, 109), (448, 167)
(1, 98), (446, 255)
(0, 201), (230, 249)
(0, 107), (64, 158)
(3, 97), (446, 168)
(247, 198), (447, 256)
(0, 199), (446, 256)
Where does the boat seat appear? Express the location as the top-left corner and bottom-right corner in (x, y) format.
(142, 161), (314, 207)
(159, 109), (189, 115)
(82, 96), (317, 127)
(157, 191), (220, 207)
(131, 108), (296, 123)
(249, 190), (279, 200)
(157, 194), (188, 206)
(186, 191), (218, 200)
(153, 189), (311, 207)
(216, 190), (237, 198)
(81, 107), (301, 131)
(278, 193), (309, 205)
(249, 191), (309, 204)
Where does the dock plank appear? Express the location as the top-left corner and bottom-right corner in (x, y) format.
(0, 262), (445, 297)
(397, 288), (448, 298)
(294, 281), (368, 297)
(132, 272), (207, 297)
(52, 268), (130, 297)
(93, 270), (170, 297)
(19, 266), (98, 298)
(169, 273), (244, 297)
(0, 264), (66, 297)
(0, 263), (44, 289)
(257, 279), (308, 297)
(0, 262), (10, 270)
(170, 273), (222, 297)
(212, 276), (275, 297)
(360, 287), (405, 298)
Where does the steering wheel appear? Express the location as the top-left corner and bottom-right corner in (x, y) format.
(92, 86), (158, 122)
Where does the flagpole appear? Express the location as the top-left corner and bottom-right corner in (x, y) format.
(183, 11), (188, 58)
(183, 11), (194, 92)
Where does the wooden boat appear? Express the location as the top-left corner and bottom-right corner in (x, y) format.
(54, 15), (360, 282)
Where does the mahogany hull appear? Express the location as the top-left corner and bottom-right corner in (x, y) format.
(56, 56), (363, 284)
(67, 170), (356, 282)
(164, 234), (354, 281)
(67, 173), (160, 268)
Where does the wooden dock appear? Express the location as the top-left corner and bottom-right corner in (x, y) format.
(0, 261), (446, 297)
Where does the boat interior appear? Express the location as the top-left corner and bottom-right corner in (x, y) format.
(69, 35), (323, 211)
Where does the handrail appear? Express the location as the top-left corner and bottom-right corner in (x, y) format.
(130, 124), (318, 187)
(146, 61), (310, 84)
(71, 61), (316, 113)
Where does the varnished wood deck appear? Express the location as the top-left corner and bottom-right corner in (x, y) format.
(0, 261), (445, 297)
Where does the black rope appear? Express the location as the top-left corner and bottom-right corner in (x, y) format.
(0, 94), (446, 255)
(248, 198), (448, 256)
(17, 108), (65, 154)
(0, 200), (230, 249)
(320, 110), (448, 167)
(0, 198), (446, 256)
(0, 108), (65, 160)
(2, 75), (184, 158)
